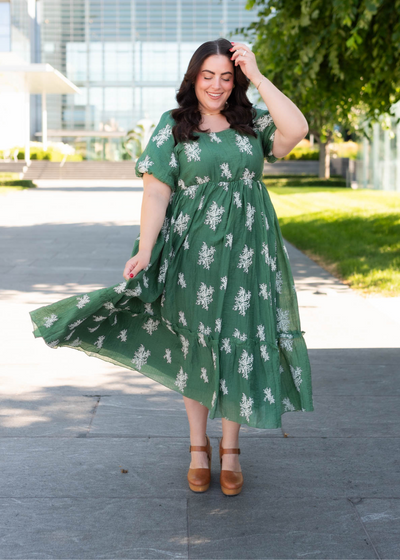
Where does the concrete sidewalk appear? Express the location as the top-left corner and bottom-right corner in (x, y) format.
(0, 183), (399, 559)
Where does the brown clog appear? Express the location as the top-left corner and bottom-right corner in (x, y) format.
(187, 433), (212, 492)
(219, 438), (243, 496)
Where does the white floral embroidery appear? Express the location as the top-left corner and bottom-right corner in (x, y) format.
(245, 202), (256, 231)
(221, 338), (232, 353)
(196, 282), (214, 310)
(233, 328), (247, 341)
(237, 244), (254, 274)
(178, 311), (187, 326)
(46, 339), (60, 348)
(279, 334), (294, 352)
(220, 379), (228, 395)
(259, 283), (272, 301)
(282, 397), (295, 411)
(183, 235), (190, 250)
(43, 314), (58, 328)
(184, 141), (201, 162)
(70, 337), (82, 347)
(225, 232), (233, 249)
(161, 216), (170, 241)
(254, 113), (274, 131)
(169, 152), (178, 168)
(177, 272), (187, 288)
(276, 270), (283, 294)
(117, 329), (128, 342)
(142, 318), (160, 335)
(219, 181), (229, 191)
(233, 192), (242, 208)
(220, 276), (228, 290)
(233, 286), (251, 316)
(290, 365), (303, 392)
(211, 391), (217, 408)
(152, 123), (172, 147)
(260, 345), (270, 361)
(76, 294), (90, 308)
(204, 201), (225, 231)
(64, 329), (75, 340)
(261, 242), (276, 270)
(241, 168), (255, 187)
(69, 318), (85, 329)
(164, 348), (172, 363)
(200, 367), (209, 383)
(126, 284), (142, 297)
(238, 349), (253, 379)
(94, 335), (105, 349)
(277, 308), (290, 333)
(144, 303), (154, 315)
(198, 195), (205, 210)
(212, 347), (217, 369)
(196, 175), (210, 184)
(198, 322), (211, 347)
(114, 281), (127, 294)
(158, 258), (169, 283)
(180, 334), (190, 359)
(215, 318), (222, 333)
(261, 210), (270, 231)
(183, 184), (200, 199)
(239, 393), (254, 422)
(235, 133), (253, 155)
(209, 132), (222, 143)
(198, 241), (216, 270)
(263, 387), (275, 404)
(174, 211), (191, 236)
(220, 162), (232, 179)
(175, 366), (188, 392)
(256, 325), (266, 342)
(137, 155), (154, 173)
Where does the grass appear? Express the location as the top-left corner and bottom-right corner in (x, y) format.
(265, 183), (400, 297)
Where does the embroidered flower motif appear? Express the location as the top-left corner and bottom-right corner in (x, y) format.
(43, 314), (58, 328)
(238, 349), (253, 379)
(137, 155), (154, 173)
(209, 132), (222, 143)
(164, 348), (172, 363)
(117, 329), (128, 342)
(204, 201), (225, 231)
(235, 133), (253, 155)
(245, 202), (256, 231)
(76, 294), (90, 308)
(198, 241), (216, 270)
(233, 328), (247, 341)
(200, 367), (209, 383)
(220, 379), (228, 395)
(254, 113), (274, 131)
(169, 152), (178, 168)
(241, 168), (255, 187)
(282, 397), (295, 411)
(175, 366), (188, 392)
(220, 162), (232, 179)
(239, 393), (254, 422)
(237, 244), (254, 274)
(233, 287), (251, 316)
(221, 338), (232, 353)
(196, 282), (215, 310)
(152, 123), (172, 147)
(184, 141), (201, 162)
(260, 345), (270, 361)
(263, 387), (275, 404)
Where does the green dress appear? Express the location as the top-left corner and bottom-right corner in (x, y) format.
(29, 107), (314, 429)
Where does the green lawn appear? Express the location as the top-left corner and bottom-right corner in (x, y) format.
(265, 184), (400, 297)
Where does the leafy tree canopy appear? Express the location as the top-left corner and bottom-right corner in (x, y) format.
(242, 0), (400, 144)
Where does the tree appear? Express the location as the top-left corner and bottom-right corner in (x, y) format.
(242, 0), (400, 178)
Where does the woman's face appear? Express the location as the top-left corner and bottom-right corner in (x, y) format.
(194, 54), (234, 114)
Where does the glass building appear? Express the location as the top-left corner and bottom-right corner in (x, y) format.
(2, 0), (259, 160)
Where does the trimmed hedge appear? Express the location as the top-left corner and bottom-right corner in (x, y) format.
(0, 180), (37, 188)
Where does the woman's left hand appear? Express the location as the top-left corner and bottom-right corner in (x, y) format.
(229, 42), (262, 85)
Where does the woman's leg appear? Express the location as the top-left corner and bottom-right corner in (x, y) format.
(221, 418), (242, 472)
(183, 396), (210, 469)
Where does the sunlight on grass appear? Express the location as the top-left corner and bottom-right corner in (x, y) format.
(266, 185), (400, 297)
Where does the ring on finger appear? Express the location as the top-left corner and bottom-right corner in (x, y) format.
(242, 50), (246, 56)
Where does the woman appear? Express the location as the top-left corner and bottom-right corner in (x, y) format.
(29, 38), (314, 497)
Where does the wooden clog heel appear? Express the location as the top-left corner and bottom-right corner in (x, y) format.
(187, 433), (212, 492)
(219, 438), (243, 496)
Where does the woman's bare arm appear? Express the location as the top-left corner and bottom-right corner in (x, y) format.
(123, 173), (172, 280)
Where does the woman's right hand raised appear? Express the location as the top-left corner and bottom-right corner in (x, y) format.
(122, 249), (152, 281)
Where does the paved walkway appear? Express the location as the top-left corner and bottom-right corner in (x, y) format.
(0, 182), (399, 559)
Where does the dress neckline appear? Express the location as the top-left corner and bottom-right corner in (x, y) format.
(197, 127), (232, 134)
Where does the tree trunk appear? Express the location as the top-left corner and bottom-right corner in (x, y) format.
(318, 141), (331, 178)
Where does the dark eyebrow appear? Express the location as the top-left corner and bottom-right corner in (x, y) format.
(201, 69), (233, 76)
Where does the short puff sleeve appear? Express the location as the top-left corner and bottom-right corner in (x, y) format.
(135, 110), (179, 190)
(254, 108), (278, 163)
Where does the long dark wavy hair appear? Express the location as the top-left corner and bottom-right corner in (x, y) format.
(171, 38), (258, 143)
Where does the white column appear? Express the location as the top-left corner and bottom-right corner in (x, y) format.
(24, 76), (30, 163)
(42, 91), (48, 151)
(372, 122), (380, 190)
